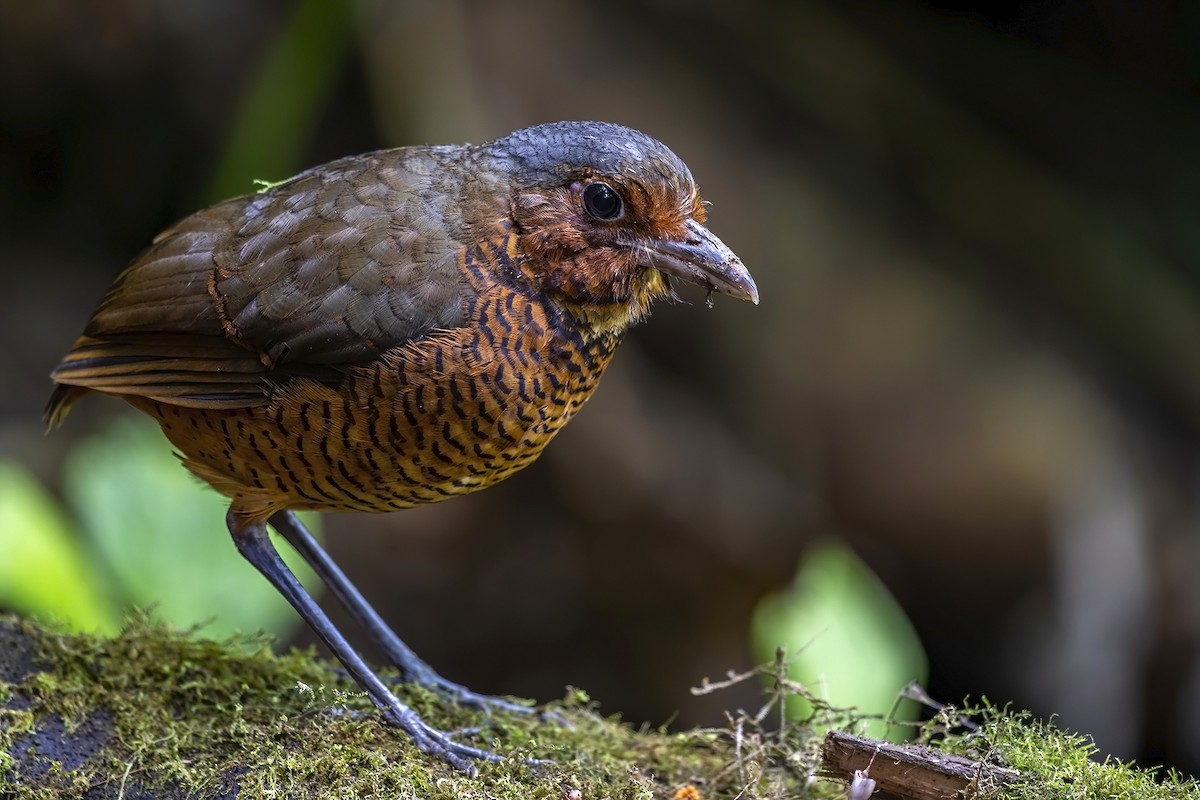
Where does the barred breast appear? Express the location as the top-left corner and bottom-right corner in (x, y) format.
(134, 242), (619, 525)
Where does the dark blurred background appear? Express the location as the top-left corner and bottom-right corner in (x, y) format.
(3, 0), (1199, 777)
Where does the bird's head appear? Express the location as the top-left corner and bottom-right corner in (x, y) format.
(489, 121), (758, 335)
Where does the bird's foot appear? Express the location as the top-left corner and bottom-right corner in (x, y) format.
(380, 703), (503, 774)
(324, 661), (550, 721)
(408, 668), (568, 728)
(300, 696), (544, 770)
(404, 663), (538, 717)
(379, 704), (552, 773)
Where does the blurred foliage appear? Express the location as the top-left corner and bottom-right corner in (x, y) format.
(1, 416), (319, 640)
(752, 539), (926, 740)
(207, 0), (355, 201)
(0, 461), (116, 633)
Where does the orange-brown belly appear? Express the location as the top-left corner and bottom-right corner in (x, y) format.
(132, 301), (616, 525)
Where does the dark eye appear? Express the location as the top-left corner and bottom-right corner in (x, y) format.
(582, 181), (624, 221)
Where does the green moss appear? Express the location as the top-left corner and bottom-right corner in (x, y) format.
(2, 617), (1195, 799)
(921, 701), (1200, 799)
(0, 616), (817, 799)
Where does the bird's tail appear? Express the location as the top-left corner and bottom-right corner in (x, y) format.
(43, 383), (86, 430)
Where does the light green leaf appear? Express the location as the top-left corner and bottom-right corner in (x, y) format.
(752, 538), (927, 740)
(0, 460), (119, 632)
(63, 415), (321, 640)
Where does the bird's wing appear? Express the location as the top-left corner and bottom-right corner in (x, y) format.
(49, 151), (478, 412)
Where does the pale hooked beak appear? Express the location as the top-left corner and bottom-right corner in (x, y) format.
(639, 218), (759, 305)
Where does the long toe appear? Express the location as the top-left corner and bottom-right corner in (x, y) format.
(407, 668), (569, 728)
(322, 661), (534, 716)
(381, 703), (505, 774)
(421, 672), (537, 717)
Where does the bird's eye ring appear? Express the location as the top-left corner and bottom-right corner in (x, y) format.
(582, 181), (624, 221)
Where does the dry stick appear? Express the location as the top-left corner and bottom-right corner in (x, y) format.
(821, 731), (1020, 800)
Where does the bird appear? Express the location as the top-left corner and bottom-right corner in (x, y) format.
(45, 120), (759, 770)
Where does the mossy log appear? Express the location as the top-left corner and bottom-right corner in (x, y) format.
(0, 615), (814, 799)
(0, 616), (1193, 799)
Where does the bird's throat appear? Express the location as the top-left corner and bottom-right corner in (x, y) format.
(548, 266), (669, 341)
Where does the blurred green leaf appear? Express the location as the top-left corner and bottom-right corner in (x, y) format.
(752, 538), (927, 740)
(62, 415), (320, 640)
(0, 461), (119, 633)
(208, 0), (355, 201)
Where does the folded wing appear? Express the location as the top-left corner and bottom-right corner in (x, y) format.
(47, 151), (477, 423)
